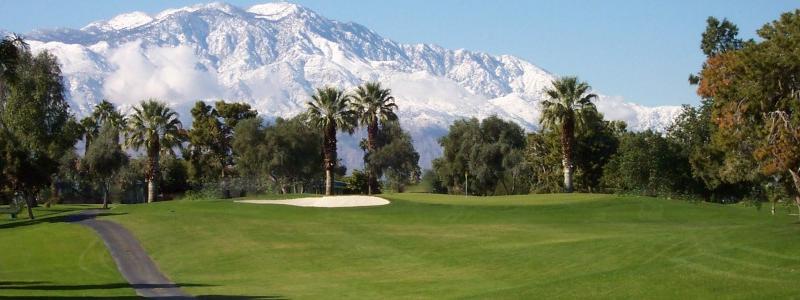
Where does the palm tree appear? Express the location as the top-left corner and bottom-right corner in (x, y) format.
(351, 82), (398, 195)
(81, 100), (126, 154)
(540, 76), (598, 193)
(126, 99), (186, 202)
(305, 87), (356, 196)
(93, 100), (127, 129)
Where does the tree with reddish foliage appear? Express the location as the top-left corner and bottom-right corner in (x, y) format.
(697, 10), (800, 216)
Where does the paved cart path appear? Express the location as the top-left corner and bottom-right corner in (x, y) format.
(70, 210), (194, 299)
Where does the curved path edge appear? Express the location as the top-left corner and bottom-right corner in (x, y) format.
(69, 209), (194, 299)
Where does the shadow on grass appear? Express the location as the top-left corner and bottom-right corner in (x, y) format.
(0, 282), (209, 291)
(0, 297), (285, 299)
(0, 211), (126, 229)
(0, 281), (49, 286)
(0, 281), (286, 299)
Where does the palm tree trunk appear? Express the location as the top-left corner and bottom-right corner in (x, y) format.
(367, 120), (380, 195)
(324, 125), (337, 196)
(147, 152), (160, 203)
(561, 120), (575, 193)
(147, 180), (156, 203)
(325, 169), (333, 196)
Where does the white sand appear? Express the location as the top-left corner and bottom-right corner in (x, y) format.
(236, 195), (390, 208)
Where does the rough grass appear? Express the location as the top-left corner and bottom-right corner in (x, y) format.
(86, 193), (800, 299)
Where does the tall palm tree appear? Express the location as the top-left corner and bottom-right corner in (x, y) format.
(351, 82), (398, 195)
(305, 87), (356, 196)
(540, 76), (597, 193)
(126, 99), (186, 202)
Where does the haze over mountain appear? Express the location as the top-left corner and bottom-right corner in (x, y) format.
(6, 2), (682, 168)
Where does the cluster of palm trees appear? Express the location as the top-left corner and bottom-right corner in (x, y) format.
(304, 82), (397, 196)
(84, 77), (588, 200)
(86, 81), (399, 202)
(302, 77), (593, 196)
(81, 99), (186, 204)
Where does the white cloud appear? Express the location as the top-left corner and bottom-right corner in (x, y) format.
(103, 40), (223, 106)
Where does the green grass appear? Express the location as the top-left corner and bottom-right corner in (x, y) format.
(4, 194), (800, 299)
(0, 205), (136, 298)
(103, 193), (800, 299)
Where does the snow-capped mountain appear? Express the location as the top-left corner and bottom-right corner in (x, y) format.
(12, 2), (681, 168)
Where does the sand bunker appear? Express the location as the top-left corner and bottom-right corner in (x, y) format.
(236, 195), (390, 208)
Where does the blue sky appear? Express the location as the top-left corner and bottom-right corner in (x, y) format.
(1, 0), (797, 106)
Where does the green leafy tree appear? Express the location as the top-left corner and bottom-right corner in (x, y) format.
(602, 131), (698, 197)
(540, 76), (598, 193)
(304, 87), (356, 195)
(525, 131), (562, 193)
(159, 154), (189, 196)
(352, 82), (398, 194)
(84, 124), (129, 209)
(0, 44), (80, 218)
(433, 118), (480, 194)
(126, 99), (187, 203)
(433, 116), (526, 195)
(232, 116), (324, 194)
(0, 34), (27, 102)
(572, 109), (621, 192)
(214, 101), (257, 181)
(701, 17), (744, 57)
(231, 117), (268, 180)
(696, 10), (800, 214)
(341, 169), (369, 194)
(264, 116), (324, 193)
(187, 101), (225, 184)
(187, 100), (256, 196)
(216, 101), (257, 129)
(365, 121), (420, 192)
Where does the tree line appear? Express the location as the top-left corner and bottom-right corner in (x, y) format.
(430, 10), (800, 216)
(2, 9), (798, 218)
(0, 35), (420, 218)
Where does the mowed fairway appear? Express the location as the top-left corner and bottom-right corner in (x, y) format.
(3, 194), (800, 299)
(0, 205), (136, 299)
(90, 193), (800, 299)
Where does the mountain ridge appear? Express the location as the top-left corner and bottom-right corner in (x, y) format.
(7, 1), (682, 169)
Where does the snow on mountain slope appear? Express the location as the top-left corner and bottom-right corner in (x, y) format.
(12, 2), (681, 169)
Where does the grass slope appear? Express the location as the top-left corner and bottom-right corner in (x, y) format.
(0, 205), (136, 299)
(85, 193), (800, 299)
